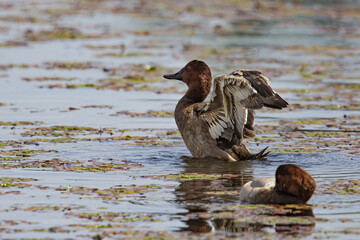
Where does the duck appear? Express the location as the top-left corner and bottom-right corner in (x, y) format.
(163, 60), (288, 161)
(240, 164), (316, 204)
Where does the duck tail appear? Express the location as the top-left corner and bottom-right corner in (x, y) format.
(231, 144), (270, 160)
(250, 147), (270, 160)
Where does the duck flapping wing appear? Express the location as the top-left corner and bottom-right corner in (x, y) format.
(237, 70), (288, 109)
(200, 70), (288, 141)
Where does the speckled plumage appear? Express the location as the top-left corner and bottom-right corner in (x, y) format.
(164, 60), (288, 161)
(174, 96), (238, 161)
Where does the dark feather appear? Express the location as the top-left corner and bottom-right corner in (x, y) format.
(240, 94), (264, 109)
(242, 71), (274, 97)
(262, 93), (288, 109)
(244, 110), (255, 138)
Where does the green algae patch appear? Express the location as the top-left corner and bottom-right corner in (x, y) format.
(317, 179), (360, 195)
(0, 177), (37, 188)
(0, 157), (20, 161)
(22, 205), (82, 212)
(70, 161), (142, 172)
(95, 52), (154, 58)
(0, 121), (44, 126)
(83, 44), (124, 50)
(0, 158), (143, 172)
(71, 212), (162, 223)
(11, 126), (181, 147)
(0, 177), (36, 183)
(228, 204), (275, 210)
(288, 103), (360, 111)
(63, 184), (162, 201)
(207, 203), (315, 235)
(20, 125), (105, 137)
(112, 110), (174, 118)
(33, 226), (70, 233)
(0, 15), (42, 23)
(44, 61), (99, 70)
(145, 173), (236, 181)
(24, 27), (103, 41)
(0, 149), (58, 158)
(66, 83), (96, 89)
(249, 118), (360, 155)
(0, 182), (15, 187)
(82, 105), (114, 109)
(271, 148), (321, 154)
(292, 119), (335, 125)
(22, 77), (76, 82)
(14, 133), (180, 147)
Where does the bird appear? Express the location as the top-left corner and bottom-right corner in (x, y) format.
(163, 60), (288, 161)
(239, 164), (316, 204)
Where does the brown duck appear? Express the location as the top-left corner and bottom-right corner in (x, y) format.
(164, 60), (288, 161)
(240, 164), (316, 204)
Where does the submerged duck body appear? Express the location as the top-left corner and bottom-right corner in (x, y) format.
(164, 60), (288, 161)
(240, 164), (316, 204)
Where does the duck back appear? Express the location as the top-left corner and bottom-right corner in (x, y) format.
(240, 177), (304, 204)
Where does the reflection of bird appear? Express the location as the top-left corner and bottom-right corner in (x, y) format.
(180, 219), (212, 233)
(175, 157), (255, 233)
(164, 60), (288, 161)
(175, 157), (254, 204)
(240, 164), (316, 204)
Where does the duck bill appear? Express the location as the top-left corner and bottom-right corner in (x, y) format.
(163, 68), (183, 81)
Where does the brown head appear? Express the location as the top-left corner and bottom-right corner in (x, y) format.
(163, 60), (212, 102)
(275, 164), (316, 203)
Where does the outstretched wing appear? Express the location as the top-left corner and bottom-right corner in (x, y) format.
(232, 70), (288, 109)
(200, 74), (258, 141)
(198, 75), (231, 140)
(200, 71), (288, 141)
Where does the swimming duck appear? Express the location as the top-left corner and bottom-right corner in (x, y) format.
(240, 164), (316, 204)
(164, 60), (288, 161)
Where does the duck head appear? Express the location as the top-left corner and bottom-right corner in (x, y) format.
(275, 164), (316, 203)
(163, 60), (212, 102)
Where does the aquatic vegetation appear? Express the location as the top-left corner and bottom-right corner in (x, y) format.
(0, 158), (143, 172)
(317, 179), (360, 195)
(20, 125), (109, 137)
(0, 149), (57, 157)
(22, 77), (76, 82)
(24, 27), (103, 41)
(95, 52), (154, 58)
(62, 184), (163, 201)
(112, 110), (174, 118)
(81, 105), (113, 109)
(0, 177), (37, 189)
(0, 121), (44, 126)
(0, 0), (359, 239)
(146, 173), (224, 181)
(43, 61), (100, 70)
(83, 44), (125, 50)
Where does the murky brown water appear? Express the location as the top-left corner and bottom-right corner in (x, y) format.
(0, 0), (359, 239)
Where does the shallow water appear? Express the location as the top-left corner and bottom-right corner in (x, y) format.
(0, 0), (359, 239)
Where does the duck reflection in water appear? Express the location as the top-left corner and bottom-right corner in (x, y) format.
(176, 158), (315, 236)
(176, 156), (254, 204)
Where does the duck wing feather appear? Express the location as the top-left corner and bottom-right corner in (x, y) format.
(200, 71), (288, 141)
(233, 70), (289, 109)
(200, 74), (258, 140)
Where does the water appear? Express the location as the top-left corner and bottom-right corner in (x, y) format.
(0, 0), (359, 239)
